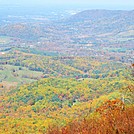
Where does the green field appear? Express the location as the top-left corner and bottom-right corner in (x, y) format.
(0, 65), (43, 86)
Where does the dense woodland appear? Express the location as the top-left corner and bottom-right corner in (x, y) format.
(0, 62), (133, 133)
(0, 9), (134, 133)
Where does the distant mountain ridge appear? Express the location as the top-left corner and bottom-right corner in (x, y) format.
(68, 10), (134, 22)
(66, 9), (134, 32)
(64, 9), (134, 44)
(0, 9), (134, 45)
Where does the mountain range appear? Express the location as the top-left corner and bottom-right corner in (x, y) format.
(0, 10), (134, 45)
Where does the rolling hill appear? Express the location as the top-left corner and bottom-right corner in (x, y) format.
(0, 10), (134, 45)
(0, 9), (134, 134)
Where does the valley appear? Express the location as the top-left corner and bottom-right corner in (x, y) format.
(0, 7), (133, 134)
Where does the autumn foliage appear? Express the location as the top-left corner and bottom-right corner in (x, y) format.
(47, 100), (134, 134)
(0, 66), (133, 133)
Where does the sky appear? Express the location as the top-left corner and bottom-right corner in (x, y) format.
(0, 0), (134, 10)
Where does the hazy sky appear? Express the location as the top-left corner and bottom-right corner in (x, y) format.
(0, 0), (134, 9)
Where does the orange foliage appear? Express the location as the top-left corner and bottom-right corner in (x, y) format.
(47, 100), (134, 134)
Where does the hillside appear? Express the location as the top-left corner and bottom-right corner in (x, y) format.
(65, 10), (134, 44)
(68, 10), (134, 23)
(0, 9), (134, 134)
(0, 71), (133, 133)
(0, 50), (128, 88)
(0, 10), (134, 45)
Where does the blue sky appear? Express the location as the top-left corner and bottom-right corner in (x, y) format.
(0, 0), (134, 9)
